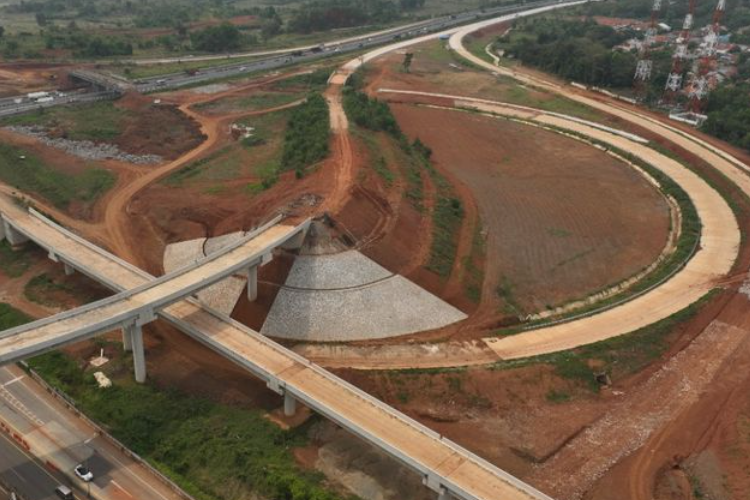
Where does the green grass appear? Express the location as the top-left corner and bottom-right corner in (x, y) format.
(462, 222), (485, 304)
(24, 273), (97, 307)
(351, 127), (395, 186)
(197, 90), (304, 113)
(0, 302), (31, 330)
(0, 240), (33, 278)
(27, 350), (356, 500)
(501, 84), (600, 120)
(272, 67), (334, 91)
(496, 276), (523, 317)
(0, 143), (115, 209)
(426, 193), (464, 279)
(116, 54), (268, 80)
(165, 109), (289, 191)
(2, 102), (128, 142)
(545, 390), (571, 404)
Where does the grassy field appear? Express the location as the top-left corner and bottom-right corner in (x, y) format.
(196, 90), (305, 114)
(116, 54), (268, 80)
(0, 240), (33, 278)
(493, 290), (719, 391)
(24, 273), (98, 307)
(1, 102), (128, 142)
(164, 108), (289, 194)
(0, 302), (31, 329)
(27, 350), (355, 500)
(0, 143), (115, 209)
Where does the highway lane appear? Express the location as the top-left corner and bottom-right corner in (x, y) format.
(0, 365), (184, 500)
(0, 0), (568, 118)
(0, 429), (63, 500)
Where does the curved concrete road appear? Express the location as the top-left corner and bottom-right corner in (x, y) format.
(445, 19), (750, 359)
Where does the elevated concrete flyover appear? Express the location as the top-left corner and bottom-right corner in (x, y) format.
(0, 200), (554, 500)
(0, 198), (309, 382)
(68, 69), (133, 94)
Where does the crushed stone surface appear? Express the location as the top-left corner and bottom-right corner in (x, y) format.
(6, 125), (162, 164)
(163, 233), (246, 316)
(262, 251), (467, 341)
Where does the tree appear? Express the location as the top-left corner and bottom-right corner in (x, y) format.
(402, 52), (414, 73)
(191, 23), (242, 52)
(400, 0), (425, 9)
(260, 17), (282, 39)
(35, 12), (48, 27)
(0, 26), (4, 39)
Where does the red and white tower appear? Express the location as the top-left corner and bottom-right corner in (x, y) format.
(688, 0), (726, 111)
(664, 0), (698, 99)
(634, 0), (664, 89)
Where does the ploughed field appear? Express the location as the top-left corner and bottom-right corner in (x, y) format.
(391, 104), (671, 316)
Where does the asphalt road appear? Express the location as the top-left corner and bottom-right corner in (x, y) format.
(0, 430), (63, 500)
(0, 0), (564, 117)
(0, 365), (183, 500)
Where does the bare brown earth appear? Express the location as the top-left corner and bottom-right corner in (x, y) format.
(111, 92), (206, 160)
(0, 63), (78, 97)
(391, 103), (670, 317)
(6, 30), (750, 500)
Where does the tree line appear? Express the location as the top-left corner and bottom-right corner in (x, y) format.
(503, 18), (637, 88)
(281, 93), (331, 177)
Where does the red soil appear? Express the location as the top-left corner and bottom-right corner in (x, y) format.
(391, 104), (671, 316)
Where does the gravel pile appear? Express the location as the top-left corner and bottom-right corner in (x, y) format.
(6, 126), (162, 165)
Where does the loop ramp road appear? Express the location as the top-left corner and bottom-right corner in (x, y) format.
(0, 193), (555, 500)
(375, 89), (739, 359)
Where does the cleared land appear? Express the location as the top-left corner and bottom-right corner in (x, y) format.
(195, 89), (306, 115)
(391, 104), (671, 316)
(0, 94), (205, 160)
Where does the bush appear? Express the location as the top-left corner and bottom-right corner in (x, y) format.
(281, 94), (330, 173)
(341, 89), (401, 138)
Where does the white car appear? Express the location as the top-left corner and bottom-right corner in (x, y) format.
(74, 464), (94, 482)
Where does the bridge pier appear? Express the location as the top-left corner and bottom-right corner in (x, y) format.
(2, 220), (28, 248)
(247, 265), (258, 302)
(124, 322), (146, 383)
(283, 392), (297, 417)
(122, 327), (133, 352)
(281, 228), (307, 250)
(437, 489), (451, 500)
(63, 263), (74, 276)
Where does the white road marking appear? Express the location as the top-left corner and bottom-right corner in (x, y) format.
(110, 480), (134, 498)
(1, 376), (24, 388)
(0, 432), (61, 487)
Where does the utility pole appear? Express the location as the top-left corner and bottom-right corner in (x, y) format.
(633, 0), (664, 96)
(664, 0), (698, 102)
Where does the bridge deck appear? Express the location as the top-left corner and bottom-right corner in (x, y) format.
(0, 216), (295, 362)
(0, 194), (551, 500)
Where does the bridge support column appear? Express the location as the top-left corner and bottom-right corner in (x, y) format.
(122, 326), (133, 352)
(2, 220), (28, 248)
(124, 322), (146, 383)
(63, 263), (74, 276)
(437, 489), (451, 500)
(281, 229), (307, 250)
(283, 392), (297, 417)
(247, 265), (258, 302)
